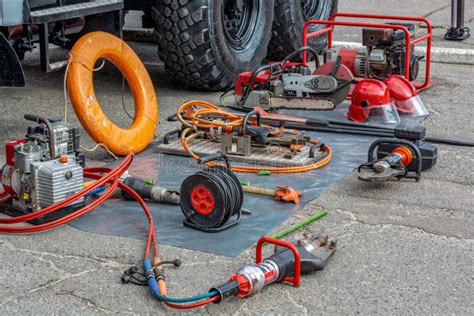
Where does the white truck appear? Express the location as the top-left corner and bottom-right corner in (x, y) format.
(0, 0), (337, 89)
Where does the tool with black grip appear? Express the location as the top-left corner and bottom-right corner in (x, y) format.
(358, 125), (437, 182)
(210, 236), (336, 302)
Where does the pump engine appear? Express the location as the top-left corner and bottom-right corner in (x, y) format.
(325, 24), (423, 81)
(1, 115), (85, 221)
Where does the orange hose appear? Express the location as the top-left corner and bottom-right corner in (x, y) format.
(177, 101), (332, 173)
(164, 296), (219, 309)
(67, 32), (158, 156)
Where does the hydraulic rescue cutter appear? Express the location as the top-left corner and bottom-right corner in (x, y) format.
(126, 236), (337, 303)
(211, 236), (336, 301)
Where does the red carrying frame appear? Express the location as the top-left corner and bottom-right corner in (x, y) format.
(256, 237), (301, 287)
(302, 12), (432, 91)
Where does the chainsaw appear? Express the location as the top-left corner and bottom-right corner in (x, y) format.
(221, 46), (352, 112)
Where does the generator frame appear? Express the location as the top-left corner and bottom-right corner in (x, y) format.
(302, 13), (433, 92)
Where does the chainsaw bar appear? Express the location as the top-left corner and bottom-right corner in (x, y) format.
(220, 80), (350, 111)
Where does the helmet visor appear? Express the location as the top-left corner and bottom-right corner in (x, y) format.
(368, 102), (401, 124)
(395, 95), (429, 118)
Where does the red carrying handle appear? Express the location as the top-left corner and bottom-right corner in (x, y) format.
(256, 237), (301, 287)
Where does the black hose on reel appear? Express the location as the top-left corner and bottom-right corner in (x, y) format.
(180, 152), (244, 233)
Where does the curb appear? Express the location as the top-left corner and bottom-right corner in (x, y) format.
(122, 28), (474, 66)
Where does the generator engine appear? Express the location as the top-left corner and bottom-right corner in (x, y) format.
(325, 24), (423, 81)
(1, 115), (85, 216)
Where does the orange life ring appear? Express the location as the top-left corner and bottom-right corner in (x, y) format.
(67, 31), (158, 156)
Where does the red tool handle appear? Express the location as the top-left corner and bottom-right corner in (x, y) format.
(256, 237), (301, 287)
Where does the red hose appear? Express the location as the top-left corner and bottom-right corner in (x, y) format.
(0, 153), (217, 309)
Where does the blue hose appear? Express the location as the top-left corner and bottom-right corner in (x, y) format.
(84, 186), (106, 198)
(144, 259), (219, 303)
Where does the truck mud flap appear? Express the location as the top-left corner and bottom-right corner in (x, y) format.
(0, 33), (25, 87)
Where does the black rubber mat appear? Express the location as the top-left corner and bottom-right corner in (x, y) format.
(69, 103), (424, 256)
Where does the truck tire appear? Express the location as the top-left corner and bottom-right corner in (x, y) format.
(267, 0), (338, 60)
(152, 0), (274, 90)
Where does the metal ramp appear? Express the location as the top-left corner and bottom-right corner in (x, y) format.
(29, 0), (124, 72)
(30, 0), (123, 24)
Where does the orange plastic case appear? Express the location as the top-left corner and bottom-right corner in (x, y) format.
(67, 32), (158, 156)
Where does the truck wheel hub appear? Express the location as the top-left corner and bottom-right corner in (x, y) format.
(223, 0), (259, 51)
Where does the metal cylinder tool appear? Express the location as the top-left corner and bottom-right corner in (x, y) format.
(121, 177), (180, 205)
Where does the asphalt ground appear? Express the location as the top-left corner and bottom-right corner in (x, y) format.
(0, 2), (473, 314)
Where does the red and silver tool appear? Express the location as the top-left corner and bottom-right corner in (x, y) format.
(224, 46), (351, 111)
(209, 236), (336, 302)
(1, 115), (85, 223)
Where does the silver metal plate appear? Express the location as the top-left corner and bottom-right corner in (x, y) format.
(30, 0), (123, 23)
(155, 138), (325, 168)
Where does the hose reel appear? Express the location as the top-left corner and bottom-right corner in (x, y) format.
(180, 152), (244, 232)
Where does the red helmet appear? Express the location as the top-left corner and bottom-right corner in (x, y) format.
(348, 79), (400, 124)
(385, 75), (429, 117)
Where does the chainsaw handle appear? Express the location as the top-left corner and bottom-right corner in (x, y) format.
(197, 152), (232, 169)
(281, 46), (320, 70)
(241, 64), (271, 104)
(240, 111), (262, 136)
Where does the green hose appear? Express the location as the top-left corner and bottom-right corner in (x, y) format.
(271, 210), (328, 240)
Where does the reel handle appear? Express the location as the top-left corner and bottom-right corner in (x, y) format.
(198, 152), (232, 169)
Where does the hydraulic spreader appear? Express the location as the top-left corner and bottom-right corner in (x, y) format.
(358, 125), (437, 182)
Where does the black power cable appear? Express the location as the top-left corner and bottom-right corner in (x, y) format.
(212, 105), (474, 147)
(264, 121), (474, 147)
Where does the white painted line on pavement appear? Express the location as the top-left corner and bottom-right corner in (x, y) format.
(332, 41), (474, 65)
